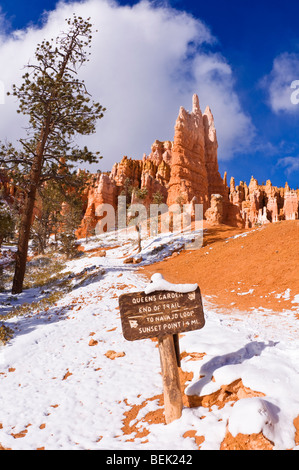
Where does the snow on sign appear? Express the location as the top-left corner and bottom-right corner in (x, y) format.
(119, 278), (205, 341)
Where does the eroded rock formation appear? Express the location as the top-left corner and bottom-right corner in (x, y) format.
(205, 194), (224, 226)
(77, 94), (299, 238)
(166, 94), (209, 210)
(228, 177), (299, 228)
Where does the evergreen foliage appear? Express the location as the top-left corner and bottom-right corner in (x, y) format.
(0, 15), (106, 293)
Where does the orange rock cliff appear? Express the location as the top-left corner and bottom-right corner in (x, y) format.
(77, 94), (299, 238)
(1, 94), (298, 239)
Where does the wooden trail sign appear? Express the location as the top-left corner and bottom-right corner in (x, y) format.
(119, 280), (205, 424)
(119, 287), (205, 342)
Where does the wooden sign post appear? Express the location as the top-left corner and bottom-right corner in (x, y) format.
(119, 283), (205, 424)
(158, 334), (184, 423)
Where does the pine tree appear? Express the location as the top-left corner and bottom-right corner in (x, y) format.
(0, 15), (105, 293)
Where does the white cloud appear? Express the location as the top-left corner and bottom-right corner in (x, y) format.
(0, 0), (255, 171)
(261, 52), (299, 113)
(277, 156), (299, 176)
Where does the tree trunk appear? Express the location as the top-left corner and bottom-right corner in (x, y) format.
(12, 125), (49, 294)
(0, 265), (4, 291)
(136, 223), (141, 253)
(11, 187), (37, 293)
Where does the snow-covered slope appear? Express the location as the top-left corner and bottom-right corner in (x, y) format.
(0, 229), (299, 450)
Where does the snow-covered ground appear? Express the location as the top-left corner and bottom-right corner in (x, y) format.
(0, 228), (299, 450)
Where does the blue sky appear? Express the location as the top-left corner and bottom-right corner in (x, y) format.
(0, 0), (299, 189)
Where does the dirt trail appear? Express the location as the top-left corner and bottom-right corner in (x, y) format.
(141, 221), (299, 313)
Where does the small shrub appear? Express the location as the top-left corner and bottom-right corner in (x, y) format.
(58, 233), (79, 259)
(133, 187), (148, 200)
(152, 191), (165, 205)
(0, 324), (14, 344)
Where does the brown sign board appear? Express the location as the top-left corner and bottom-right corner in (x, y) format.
(119, 287), (205, 341)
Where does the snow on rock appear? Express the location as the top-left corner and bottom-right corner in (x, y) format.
(228, 397), (278, 442)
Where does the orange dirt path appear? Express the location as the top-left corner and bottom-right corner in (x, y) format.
(141, 221), (299, 313)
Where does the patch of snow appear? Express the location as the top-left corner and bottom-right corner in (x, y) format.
(228, 398), (278, 443)
(237, 289), (254, 296)
(144, 273), (198, 294)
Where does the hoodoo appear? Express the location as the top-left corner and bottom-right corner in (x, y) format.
(52, 94), (298, 238)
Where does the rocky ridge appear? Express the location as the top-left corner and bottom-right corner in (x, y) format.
(77, 94), (299, 238)
(1, 94), (298, 239)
